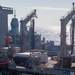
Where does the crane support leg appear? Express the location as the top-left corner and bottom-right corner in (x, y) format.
(71, 18), (75, 54)
(30, 19), (35, 49)
(71, 20), (74, 54)
(60, 19), (67, 57)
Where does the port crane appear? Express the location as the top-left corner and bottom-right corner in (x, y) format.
(60, 2), (75, 56)
(20, 9), (37, 52)
(60, 2), (75, 67)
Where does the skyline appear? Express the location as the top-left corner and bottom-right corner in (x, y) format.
(0, 0), (75, 43)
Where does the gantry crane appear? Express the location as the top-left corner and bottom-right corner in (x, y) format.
(20, 9), (37, 52)
(60, 2), (75, 57)
(60, 2), (75, 67)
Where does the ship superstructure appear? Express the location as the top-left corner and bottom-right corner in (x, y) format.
(0, 6), (13, 47)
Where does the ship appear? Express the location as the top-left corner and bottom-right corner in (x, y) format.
(0, 2), (75, 75)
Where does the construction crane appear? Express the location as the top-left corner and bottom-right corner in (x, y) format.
(60, 2), (75, 57)
(20, 9), (37, 52)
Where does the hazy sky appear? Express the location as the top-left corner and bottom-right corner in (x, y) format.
(1, 0), (74, 27)
(1, 0), (75, 42)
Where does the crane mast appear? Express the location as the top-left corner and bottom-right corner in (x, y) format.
(20, 9), (37, 52)
(30, 19), (35, 49)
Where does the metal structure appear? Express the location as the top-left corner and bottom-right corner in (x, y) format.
(60, 2), (75, 57)
(20, 9), (37, 52)
(0, 6), (13, 47)
(42, 37), (45, 50)
(70, 17), (75, 54)
(30, 19), (35, 49)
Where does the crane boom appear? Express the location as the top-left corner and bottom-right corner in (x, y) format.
(61, 10), (75, 25)
(21, 9), (36, 25)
